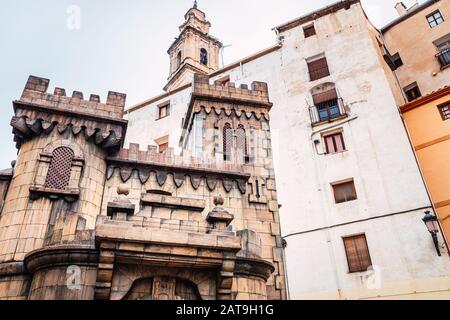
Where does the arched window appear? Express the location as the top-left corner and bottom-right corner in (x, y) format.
(200, 48), (208, 66)
(236, 124), (248, 163)
(177, 51), (182, 68)
(45, 146), (74, 190)
(223, 123), (233, 161)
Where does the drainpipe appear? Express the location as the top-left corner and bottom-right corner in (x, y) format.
(379, 31), (449, 255)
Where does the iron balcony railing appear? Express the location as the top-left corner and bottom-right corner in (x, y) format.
(436, 48), (450, 69)
(309, 98), (346, 125)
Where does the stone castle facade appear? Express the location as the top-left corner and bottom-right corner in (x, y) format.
(0, 70), (285, 300)
(0, 0), (449, 300)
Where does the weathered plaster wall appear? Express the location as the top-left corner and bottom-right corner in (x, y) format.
(124, 2), (450, 300)
(382, 0), (450, 96)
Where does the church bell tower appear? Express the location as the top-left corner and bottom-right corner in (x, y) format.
(165, 1), (222, 91)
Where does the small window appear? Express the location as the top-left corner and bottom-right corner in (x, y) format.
(427, 10), (444, 28)
(392, 53), (403, 69)
(223, 123), (233, 161)
(332, 179), (357, 204)
(438, 102), (450, 121)
(45, 147), (74, 190)
(158, 142), (169, 154)
(303, 24), (316, 38)
(404, 82), (422, 102)
(343, 234), (372, 273)
(157, 103), (170, 120)
(307, 56), (330, 81)
(200, 48), (208, 66)
(324, 132), (346, 154)
(177, 51), (182, 68)
(236, 124), (249, 163)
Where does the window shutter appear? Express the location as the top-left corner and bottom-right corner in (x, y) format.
(45, 147), (74, 190)
(343, 235), (372, 273)
(308, 57), (330, 81)
(313, 88), (338, 105)
(223, 123), (233, 161)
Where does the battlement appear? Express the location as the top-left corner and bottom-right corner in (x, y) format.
(110, 143), (246, 175)
(192, 74), (271, 107)
(18, 76), (127, 120)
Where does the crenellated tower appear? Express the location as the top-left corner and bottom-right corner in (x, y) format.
(180, 74), (287, 300)
(0, 76), (127, 300)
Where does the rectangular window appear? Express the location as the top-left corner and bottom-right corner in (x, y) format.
(438, 102), (450, 121)
(427, 10), (444, 28)
(343, 234), (372, 273)
(308, 57), (330, 81)
(324, 132), (346, 154)
(303, 24), (316, 38)
(312, 89), (341, 123)
(403, 82), (422, 102)
(332, 179), (357, 204)
(157, 102), (170, 120)
(158, 142), (169, 154)
(435, 37), (450, 69)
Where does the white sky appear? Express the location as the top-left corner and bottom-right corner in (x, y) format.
(0, 0), (423, 169)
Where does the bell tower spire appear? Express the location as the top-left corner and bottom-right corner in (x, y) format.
(164, 2), (222, 91)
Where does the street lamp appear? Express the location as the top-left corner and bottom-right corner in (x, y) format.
(422, 211), (441, 256)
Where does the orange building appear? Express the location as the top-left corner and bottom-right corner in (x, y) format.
(401, 86), (450, 243)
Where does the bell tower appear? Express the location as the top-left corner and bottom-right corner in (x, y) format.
(165, 1), (222, 91)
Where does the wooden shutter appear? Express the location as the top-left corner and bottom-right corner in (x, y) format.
(325, 133), (345, 154)
(313, 88), (337, 105)
(343, 234), (372, 273)
(45, 147), (74, 190)
(303, 25), (316, 38)
(333, 180), (357, 203)
(308, 57), (330, 81)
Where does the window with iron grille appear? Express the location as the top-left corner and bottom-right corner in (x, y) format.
(303, 24), (316, 38)
(427, 10), (444, 28)
(45, 147), (74, 190)
(438, 102), (450, 121)
(332, 179), (357, 204)
(343, 234), (373, 273)
(308, 57), (330, 81)
(223, 123), (233, 161)
(236, 124), (249, 163)
(324, 132), (346, 154)
(435, 39), (450, 69)
(313, 88), (340, 122)
(404, 82), (422, 102)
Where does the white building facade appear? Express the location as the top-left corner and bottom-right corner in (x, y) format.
(125, 0), (450, 299)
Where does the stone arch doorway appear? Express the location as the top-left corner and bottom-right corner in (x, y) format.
(123, 277), (202, 300)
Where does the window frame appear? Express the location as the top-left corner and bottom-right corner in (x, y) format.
(307, 56), (330, 81)
(157, 102), (170, 120)
(303, 24), (316, 38)
(343, 234), (373, 274)
(324, 132), (346, 154)
(427, 10), (444, 28)
(331, 179), (358, 204)
(438, 101), (450, 121)
(403, 82), (422, 102)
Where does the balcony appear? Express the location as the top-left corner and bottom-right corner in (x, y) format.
(309, 97), (347, 126)
(436, 48), (450, 69)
